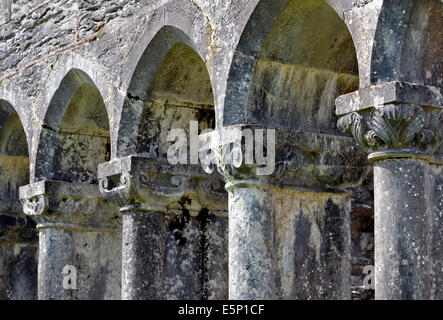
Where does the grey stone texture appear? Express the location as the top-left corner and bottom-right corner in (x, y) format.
(228, 186), (352, 299)
(121, 211), (165, 300)
(0, 0), (441, 300)
(97, 156), (228, 299)
(374, 159), (432, 299)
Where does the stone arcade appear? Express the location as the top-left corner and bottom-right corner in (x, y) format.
(0, 0), (441, 300)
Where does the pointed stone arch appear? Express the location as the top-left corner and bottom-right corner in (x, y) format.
(222, 0), (360, 132)
(0, 98), (37, 300)
(116, 25), (214, 158)
(108, 22), (228, 300)
(34, 68), (110, 184)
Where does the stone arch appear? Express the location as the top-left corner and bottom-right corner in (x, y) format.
(34, 68), (110, 184)
(40, 54), (112, 117)
(0, 99), (30, 205)
(111, 2), (211, 158)
(0, 99), (37, 300)
(112, 23), (227, 299)
(30, 54), (113, 181)
(371, 0), (442, 87)
(0, 87), (33, 147)
(116, 25), (214, 158)
(223, 0), (359, 133)
(117, 6), (209, 96)
(218, 0), (368, 300)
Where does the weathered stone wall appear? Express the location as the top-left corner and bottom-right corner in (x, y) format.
(0, 0), (441, 300)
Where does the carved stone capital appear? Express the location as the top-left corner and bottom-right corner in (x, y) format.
(212, 144), (304, 190)
(194, 174), (228, 211)
(199, 125), (370, 191)
(19, 180), (120, 230)
(336, 82), (443, 160)
(98, 156), (227, 215)
(21, 194), (48, 216)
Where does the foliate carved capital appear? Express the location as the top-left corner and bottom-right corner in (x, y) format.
(19, 180), (117, 230)
(336, 82), (443, 159)
(338, 103), (442, 155)
(199, 125), (306, 188)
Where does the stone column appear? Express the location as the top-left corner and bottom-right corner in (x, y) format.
(200, 125), (370, 300)
(0, 199), (38, 300)
(120, 209), (165, 300)
(226, 182), (277, 299)
(429, 162), (443, 299)
(19, 180), (122, 300)
(98, 156), (228, 300)
(336, 81), (443, 299)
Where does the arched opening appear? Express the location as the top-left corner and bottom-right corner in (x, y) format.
(136, 42), (215, 158)
(0, 100), (37, 300)
(53, 83), (110, 183)
(223, 0), (371, 300)
(224, 0), (359, 133)
(118, 26), (215, 158)
(32, 69), (121, 300)
(0, 101), (29, 195)
(36, 69), (110, 183)
(118, 26), (227, 300)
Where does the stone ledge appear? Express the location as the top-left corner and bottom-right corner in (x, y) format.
(98, 155), (207, 180)
(336, 81), (443, 115)
(202, 124), (365, 154)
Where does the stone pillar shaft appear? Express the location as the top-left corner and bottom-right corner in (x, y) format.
(19, 180), (122, 300)
(374, 158), (431, 299)
(36, 227), (121, 300)
(98, 156), (229, 300)
(228, 187), (276, 299)
(227, 185), (352, 300)
(37, 228), (73, 299)
(121, 210), (165, 300)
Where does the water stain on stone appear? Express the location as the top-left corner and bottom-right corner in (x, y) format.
(168, 196), (192, 246)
